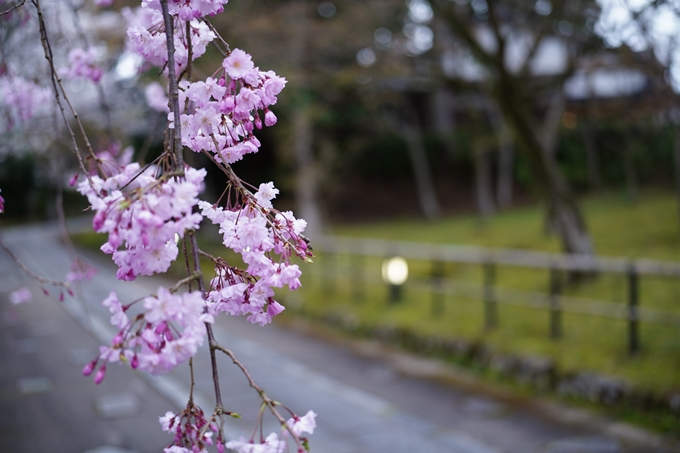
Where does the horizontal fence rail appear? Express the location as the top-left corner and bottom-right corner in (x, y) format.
(316, 235), (680, 276)
(313, 235), (680, 353)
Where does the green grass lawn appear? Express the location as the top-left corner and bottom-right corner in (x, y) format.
(287, 191), (680, 398)
(331, 190), (680, 260)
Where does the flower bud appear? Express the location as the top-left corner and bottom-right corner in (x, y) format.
(264, 110), (277, 127)
(218, 96), (234, 113)
(94, 365), (106, 384)
(82, 360), (96, 376)
(69, 172), (79, 187)
(92, 211), (105, 231)
(155, 321), (168, 334)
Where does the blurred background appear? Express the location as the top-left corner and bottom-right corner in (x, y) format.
(3, 0), (680, 437)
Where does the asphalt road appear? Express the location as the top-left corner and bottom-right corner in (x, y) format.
(1, 221), (678, 453)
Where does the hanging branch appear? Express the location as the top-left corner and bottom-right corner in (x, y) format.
(0, 0), (26, 16)
(211, 342), (305, 451)
(159, 0), (185, 172)
(0, 232), (71, 290)
(32, 0), (102, 178)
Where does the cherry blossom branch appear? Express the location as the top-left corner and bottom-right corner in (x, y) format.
(56, 178), (78, 261)
(170, 271), (202, 292)
(159, 0), (185, 172)
(32, 0), (101, 178)
(182, 237), (194, 292)
(0, 231), (71, 290)
(188, 357), (195, 404)
(211, 341), (305, 451)
(185, 20), (194, 81)
(0, 0), (25, 16)
(202, 18), (230, 55)
(186, 229), (226, 411)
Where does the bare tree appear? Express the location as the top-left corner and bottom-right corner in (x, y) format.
(430, 0), (597, 255)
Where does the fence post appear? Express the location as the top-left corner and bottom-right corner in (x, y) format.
(431, 260), (444, 316)
(549, 265), (562, 340)
(484, 261), (497, 330)
(325, 252), (336, 296)
(628, 263), (639, 354)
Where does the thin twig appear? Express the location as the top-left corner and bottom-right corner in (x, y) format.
(33, 0), (89, 176)
(170, 271), (202, 292)
(188, 358), (195, 404)
(183, 236), (193, 292)
(186, 20), (193, 82)
(32, 0), (102, 180)
(211, 342), (304, 450)
(0, 231), (71, 290)
(159, 0), (185, 172)
(187, 229), (225, 410)
(202, 18), (230, 54)
(0, 0), (26, 16)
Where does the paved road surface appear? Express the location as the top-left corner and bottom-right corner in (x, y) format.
(1, 221), (678, 453)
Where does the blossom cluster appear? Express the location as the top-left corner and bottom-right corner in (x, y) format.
(159, 406), (219, 453)
(2, 0), (318, 447)
(124, 5), (217, 75)
(66, 258), (97, 283)
(77, 162), (206, 281)
(60, 47), (104, 83)
(145, 0), (229, 21)
(84, 287), (213, 380)
(168, 49), (286, 165)
(200, 182), (310, 326)
(226, 410), (317, 453)
(0, 76), (50, 127)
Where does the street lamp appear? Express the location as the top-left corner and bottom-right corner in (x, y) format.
(382, 256), (408, 303)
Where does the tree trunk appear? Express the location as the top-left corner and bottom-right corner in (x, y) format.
(402, 118), (442, 220)
(623, 138), (638, 202)
(583, 121), (602, 191)
(474, 141), (496, 218)
(490, 112), (514, 209)
(673, 123), (680, 233)
(288, 0), (323, 239)
(494, 77), (594, 255)
(293, 108), (323, 239)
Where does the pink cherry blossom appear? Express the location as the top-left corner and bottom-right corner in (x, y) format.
(145, 82), (170, 112)
(9, 287), (31, 305)
(60, 47), (104, 83)
(78, 164), (206, 280)
(0, 76), (50, 125)
(222, 49), (254, 79)
(286, 410), (317, 437)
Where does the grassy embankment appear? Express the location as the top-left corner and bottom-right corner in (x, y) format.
(291, 191), (680, 397)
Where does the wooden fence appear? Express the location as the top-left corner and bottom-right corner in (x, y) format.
(312, 235), (680, 354)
